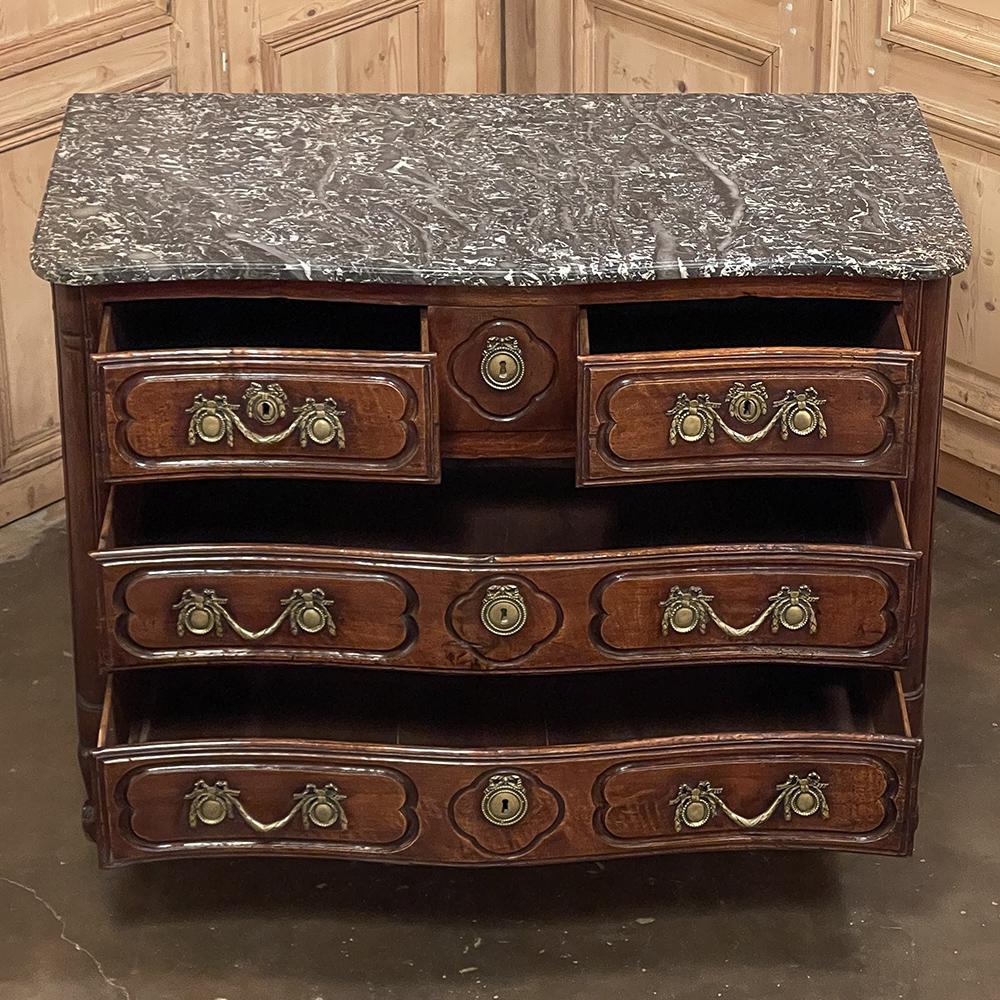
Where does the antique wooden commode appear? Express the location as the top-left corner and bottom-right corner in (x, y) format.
(32, 92), (970, 866)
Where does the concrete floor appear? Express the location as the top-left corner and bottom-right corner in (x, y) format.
(0, 494), (997, 1000)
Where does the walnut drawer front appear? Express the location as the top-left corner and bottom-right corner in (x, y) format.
(94, 350), (440, 482)
(92, 547), (917, 670)
(427, 305), (578, 458)
(578, 349), (919, 484)
(93, 475), (918, 670)
(92, 668), (919, 865)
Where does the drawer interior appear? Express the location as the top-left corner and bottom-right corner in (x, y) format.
(101, 663), (911, 751)
(99, 463), (910, 555)
(582, 297), (906, 354)
(100, 297), (424, 352)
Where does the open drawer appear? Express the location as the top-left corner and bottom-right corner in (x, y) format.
(93, 298), (440, 483)
(92, 471), (920, 670)
(578, 297), (918, 484)
(92, 664), (921, 866)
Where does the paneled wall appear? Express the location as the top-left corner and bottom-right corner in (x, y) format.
(1, 0), (997, 523)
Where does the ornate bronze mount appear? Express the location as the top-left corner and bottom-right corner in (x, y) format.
(669, 773), (829, 831)
(184, 779), (348, 833)
(666, 382), (827, 446)
(660, 584), (819, 638)
(481, 773), (530, 826)
(174, 587), (336, 640)
(480, 584), (528, 636)
(186, 381), (346, 448)
(480, 336), (525, 390)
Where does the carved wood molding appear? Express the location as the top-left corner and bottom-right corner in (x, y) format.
(260, 0), (428, 91)
(882, 0), (1000, 75)
(0, 68), (173, 154)
(944, 360), (1000, 429)
(920, 99), (1000, 156)
(0, 0), (173, 81)
(573, 0), (780, 92)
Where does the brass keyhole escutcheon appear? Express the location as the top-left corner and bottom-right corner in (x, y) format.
(243, 382), (288, 426)
(481, 336), (525, 391)
(726, 381), (768, 425)
(481, 774), (529, 826)
(481, 584), (527, 636)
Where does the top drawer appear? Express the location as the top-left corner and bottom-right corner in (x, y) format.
(578, 298), (918, 485)
(93, 298), (440, 483)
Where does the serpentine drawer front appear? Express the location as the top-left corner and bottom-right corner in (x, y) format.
(93, 473), (918, 671)
(92, 545), (918, 670)
(95, 351), (440, 483)
(578, 349), (919, 485)
(92, 669), (919, 866)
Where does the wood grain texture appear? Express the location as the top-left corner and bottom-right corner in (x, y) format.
(428, 305), (578, 457)
(52, 285), (105, 840)
(93, 542), (918, 671)
(3, 0), (502, 527)
(93, 716), (920, 865)
(91, 664), (920, 865)
(579, 349), (919, 483)
(96, 350), (441, 482)
(0, 1), (178, 526)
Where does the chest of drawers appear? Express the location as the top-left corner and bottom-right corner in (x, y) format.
(33, 91), (969, 868)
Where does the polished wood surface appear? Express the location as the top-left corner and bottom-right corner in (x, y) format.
(579, 349), (918, 484)
(50, 272), (950, 865)
(427, 305), (578, 458)
(96, 350), (441, 482)
(3, 0), (504, 527)
(92, 665), (919, 865)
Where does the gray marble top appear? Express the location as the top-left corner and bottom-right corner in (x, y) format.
(32, 91), (970, 287)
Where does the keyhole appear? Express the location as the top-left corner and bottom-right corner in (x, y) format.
(499, 360), (508, 379)
(501, 797), (510, 813)
(260, 401), (273, 420)
(500, 607), (508, 625)
(741, 399), (753, 418)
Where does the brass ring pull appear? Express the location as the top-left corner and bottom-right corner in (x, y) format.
(660, 584), (818, 638)
(480, 336), (525, 390)
(174, 588), (336, 640)
(667, 382), (827, 446)
(185, 779), (348, 833)
(481, 584), (527, 636)
(186, 381), (346, 448)
(670, 773), (829, 831)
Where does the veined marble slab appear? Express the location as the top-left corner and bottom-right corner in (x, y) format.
(32, 91), (970, 287)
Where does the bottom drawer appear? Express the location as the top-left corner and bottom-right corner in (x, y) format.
(93, 665), (920, 866)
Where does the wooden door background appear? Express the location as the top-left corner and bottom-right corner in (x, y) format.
(1, 0), (996, 524)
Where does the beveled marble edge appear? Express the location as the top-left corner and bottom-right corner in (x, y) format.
(30, 253), (969, 287)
